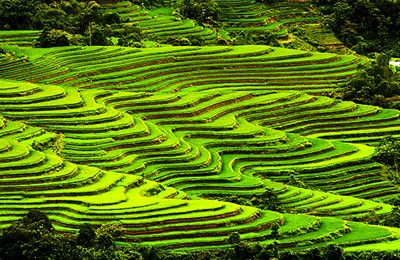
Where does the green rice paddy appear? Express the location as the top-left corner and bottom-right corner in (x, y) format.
(1, 0), (400, 254)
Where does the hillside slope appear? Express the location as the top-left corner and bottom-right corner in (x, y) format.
(0, 44), (399, 252)
(0, 0), (399, 256)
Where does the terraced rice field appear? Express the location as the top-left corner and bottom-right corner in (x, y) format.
(100, 1), (218, 44)
(216, 0), (320, 40)
(0, 43), (400, 252)
(0, 30), (41, 47)
(0, 0), (319, 49)
(1, 0), (400, 254)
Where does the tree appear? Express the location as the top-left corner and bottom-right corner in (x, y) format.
(95, 224), (125, 250)
(374, 136), (400, 182)
(176, 0), (221, 25)
(117, 24), (144, 47)
(380, 206), (400, 227)
(228, 232), (241, 245)
(271, 223), (280, 239)
(0, 210), (71, 260)
(313, 0), (400, 55)
(82, 1), (101, 46)
(0, 211), (145, 259)
(341, 53), (400, 109)
(36, 28), (71, 47)
(0, 0), (42, 29)
(255, 0), (280, 4)
(77, 223), (96, 248)
(134, 0), (167, 8)
(0, 0), (135, 47)
(323, 244), (344, 260)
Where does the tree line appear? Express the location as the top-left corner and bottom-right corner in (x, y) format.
(337, 53), (400, 109)
(312, 0), (400, 56)
(0, 0), (145, 47)
(1, 210), (400, 259)
(0, 0), (222, 48)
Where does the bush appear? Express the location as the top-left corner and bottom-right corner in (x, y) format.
(162, 37), (192, 46)
(36, 29), (71, 47)
(0, 0), (42, 29)
(175, 0), (221, 25)
(231, 31), (280, 46)
(0, 210), (69, 260)
(117, 24), (144, 47)
(134, 0), (167, 8)
(313, 0), (400, 55)
(340, 53), (400, 109)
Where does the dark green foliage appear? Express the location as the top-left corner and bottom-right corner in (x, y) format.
(92, 0), (122, 3)
(323, 244), (344, 260)
(133, 0), (167, 8)
(36, 28), (71, 47)
(77, 223), (96, 248)
(345, 250), (400, 260)
(281, 244), (344, 260)
(225, 241), (278, 260)
(228, 232), (241, 244)
(24, 209), (54, 231)
(0, 0), (102, 33)
(175, 0), (221, 25)
(32, 0), (114, 46)
(384, 195), (400, 207)
(255, 0), (280, 4)
(162, 37), (192, 46)
(0, 0), (42, 29)
(231, 31), (280, 46)
(90, 23), (114, 46)
(95, 224), (124, 250)
(288, 174), (308, 189)
(161, 35), (206, 46)
(271, 223), (280, 238)
(144, 184), (165, 196)
(205, 188), (279, 211)
(341, 53), (400, 109)
(374, 136), (400, 182)
(2, 211), (396, 260)
(313, 0), (400, 55)
(116, 24), (144, 47)
(0, 210), (71, 260)
(139, 246), (163, 260)
(186, 35), (206, 46)
(0, 0), (142, 47)
(102, 12), (122, 25)
(0, 211), (155, 259)
(379, 206), (400, 228)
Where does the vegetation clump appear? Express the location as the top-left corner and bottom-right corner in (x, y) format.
(312, 0), (400, 56)
(5, 211), (377, 260)
(0, 0), (142, 47)
(205, 188), (279, 211)
(175, 0), (221, 25)
(374, 136), (400, 183)
(340, 53), (400, 109)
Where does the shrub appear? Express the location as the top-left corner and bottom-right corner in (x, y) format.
(0, 0), (42, 29)
(162, 37), (192, 46)
(175, 0), (221, 25)
(228, 232), (241, 244)
(36, 29), (71, 47)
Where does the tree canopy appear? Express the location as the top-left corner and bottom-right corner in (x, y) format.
(312, 0), (400, 56)
(0, 0), (143, 47)
(341, 53), (400, 109)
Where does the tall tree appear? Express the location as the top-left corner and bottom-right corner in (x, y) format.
(0, 0), (42, 29)
(374, 136), (400, 182)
